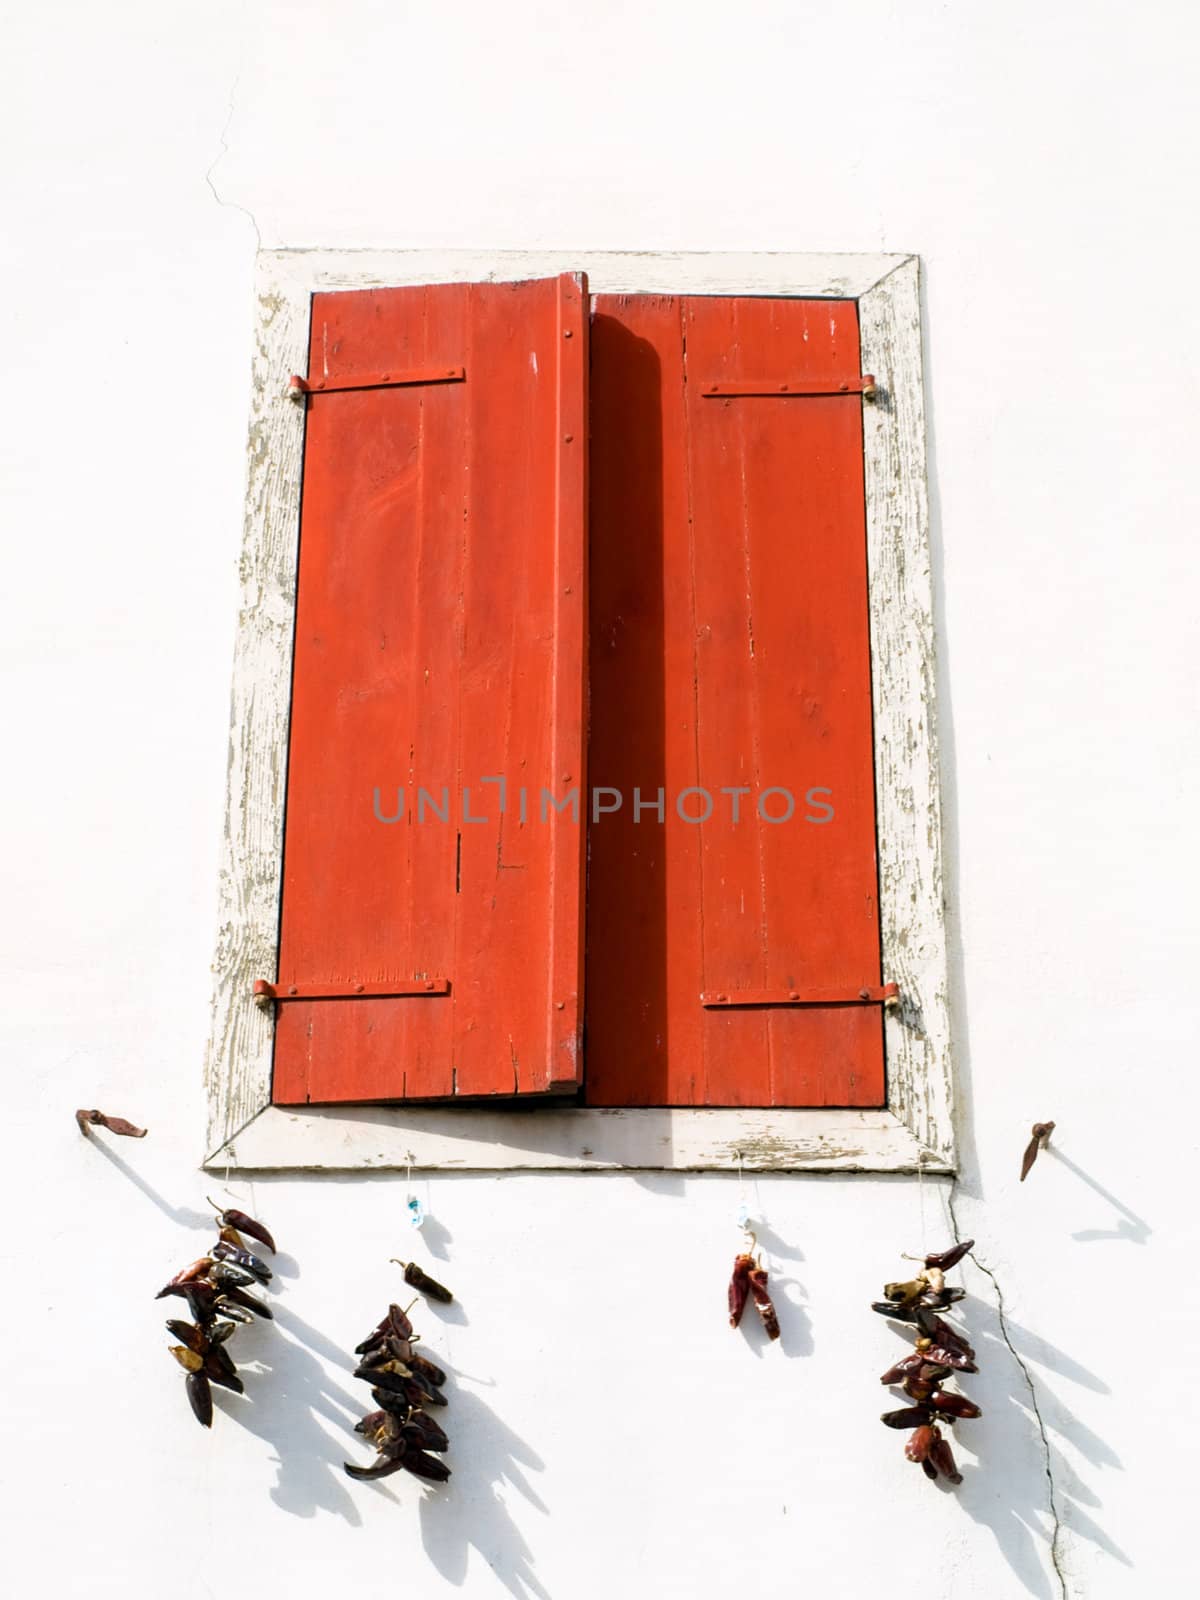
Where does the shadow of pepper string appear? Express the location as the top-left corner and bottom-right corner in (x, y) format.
(873, 1238), (981, 1486)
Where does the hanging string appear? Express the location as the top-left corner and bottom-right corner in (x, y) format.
(405, 1154), (425, 1230)
(216, 1143), (254, 1213)
(734, 1150), (759, 1259)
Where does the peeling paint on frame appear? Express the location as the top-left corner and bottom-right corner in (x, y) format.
(204, 250), (953, 1175)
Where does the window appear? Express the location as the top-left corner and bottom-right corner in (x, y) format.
(207, 251), (952, 1174)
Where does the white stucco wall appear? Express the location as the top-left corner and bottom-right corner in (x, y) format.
(3, 3), (1196, 1596)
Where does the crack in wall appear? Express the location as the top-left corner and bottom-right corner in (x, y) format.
(205, 77), (262, 248)
(943, 1179), (1068, 1600)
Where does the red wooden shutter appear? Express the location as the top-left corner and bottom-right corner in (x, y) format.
(272, 274), (588, 1104)
(586, 293), (883, 1107)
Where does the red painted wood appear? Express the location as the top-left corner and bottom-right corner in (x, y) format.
(272, 275), (588, 1105)
(586, 294), (884, 1108)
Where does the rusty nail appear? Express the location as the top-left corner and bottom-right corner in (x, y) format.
(555, 1001), (565, 1010)
(563, 328), (573, 338)
(287, 985), (298, 996)
(859, 987), (870, 1000)
(353, 982), (364, 993)
(788, 990), (799, 1001)
(563, 433), (574, 443)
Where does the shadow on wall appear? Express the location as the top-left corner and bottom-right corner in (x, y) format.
(416, 1384), (550, 1600)
(919, 261), (1138, 1596)
(87, 1141), (367, 1520)
(272, 1242), (547, 1595)
(214, 1300), (365, 1523)
(922, 1289), (1131, 1599)
(215, 1290), (550, 1595)
(85, 1135), (214, 1231)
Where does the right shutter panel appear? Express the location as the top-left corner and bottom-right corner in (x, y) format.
(586, 293), (884, 1107)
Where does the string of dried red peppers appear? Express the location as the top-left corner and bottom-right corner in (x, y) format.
(155, 1205), (277, 1428)
(345, 1299), (452, 1485)
(873, 1239), (979, 1485)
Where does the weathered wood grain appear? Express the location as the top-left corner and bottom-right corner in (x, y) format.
(206, 1103), (949, 1173)
(859, 258), (954, 1165)
(204, 271), (310, 1156)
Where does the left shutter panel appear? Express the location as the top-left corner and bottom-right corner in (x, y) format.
(271, 274), (588, 1104)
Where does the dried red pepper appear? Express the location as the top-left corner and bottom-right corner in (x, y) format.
(394, 1260), (454, 1304)
(728, 1253), (753, 1328)
(923, 1239), (974, 1272)
(875, 1239), (980, 1488)
(929, 1430), (963, 1484)
(747, 1264), (781, 1341)
(209, 1202), (276, 1255)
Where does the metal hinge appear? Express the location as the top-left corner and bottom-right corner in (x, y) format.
(701, 982), (900, 1010)
(253, 977), (451, 1011)
(700, 375), (877, 400)
(287, 365), (465, 402)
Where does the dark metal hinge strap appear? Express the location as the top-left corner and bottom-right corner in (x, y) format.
(288, 365), (465, 401)
(700, 375), (877, 400)
(253, 978), (450, 1010)
(701, 982), (900, 1009)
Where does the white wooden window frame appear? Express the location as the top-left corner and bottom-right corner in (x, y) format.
(205, 249), (953, 1175)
